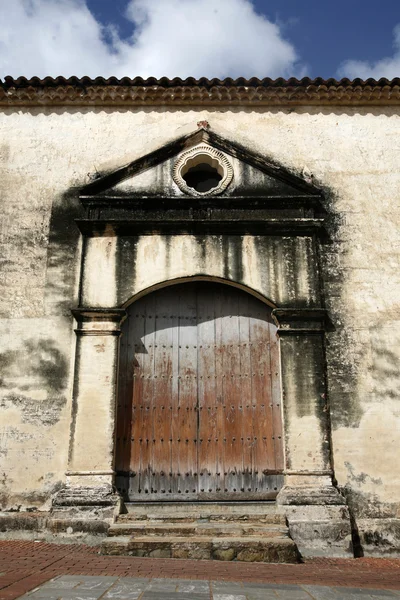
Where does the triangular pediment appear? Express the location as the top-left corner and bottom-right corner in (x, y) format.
(80, 127), (321, 199)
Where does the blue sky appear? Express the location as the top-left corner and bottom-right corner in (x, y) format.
(1, 0), (400, 79)
(87, 0), (400, 79)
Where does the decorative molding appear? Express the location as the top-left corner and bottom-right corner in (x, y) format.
(272, 308), (330, 334)
(75, 218), (325, 237)
(173, 144), (233, 196)
(72, 308), (127, 335)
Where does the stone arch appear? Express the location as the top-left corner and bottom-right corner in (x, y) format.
(120, 275), (278, 311)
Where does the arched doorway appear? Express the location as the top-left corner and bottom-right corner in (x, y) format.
(115, 281), (284, 501)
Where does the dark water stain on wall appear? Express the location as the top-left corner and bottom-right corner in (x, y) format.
(317, 185), (364, 430)
(116, 235), (139, 306)
(44, 188), (85, 317)
(0, 338), (69, 426)
(341, 485), (398, 519)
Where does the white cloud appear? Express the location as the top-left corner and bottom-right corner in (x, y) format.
(338, 24), (400, 80)
(0, 0), (301, 79)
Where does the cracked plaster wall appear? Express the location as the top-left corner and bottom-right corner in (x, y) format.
(0, 106), (399, 518)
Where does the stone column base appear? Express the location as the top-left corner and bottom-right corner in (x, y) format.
(51, 484), (122, 523)
(277, 485), (353, 557)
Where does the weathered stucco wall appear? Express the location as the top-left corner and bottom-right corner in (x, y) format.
(0, 106), (399, 525)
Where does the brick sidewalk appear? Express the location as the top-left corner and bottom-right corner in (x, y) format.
(0, 541), (399, 600)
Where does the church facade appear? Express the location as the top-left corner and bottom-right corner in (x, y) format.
(0, 77), (399, 558)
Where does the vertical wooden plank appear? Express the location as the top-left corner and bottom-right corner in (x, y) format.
(138, 293), (156, 498)
(128, 306), (145, 497)
(238, 292), (253, 495)
(115, 318), (129, 476)
(214, 285), (226, 496)
(269, 320), (284, 472)
(249, 299), (275, 495)
(221, 286), (242, 495)
(176, 284), (198, 497)
(152, 287), (174, 498)
(198, 284), (217, 495)
(169, 289), (180, 496)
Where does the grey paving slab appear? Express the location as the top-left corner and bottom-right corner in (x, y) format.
(103, 589), (142, 600)
(303, 587), (400, 600)
(105, 581), (149, 592)
(274, 590), (312, 599)
(242, 592), (278, 600)
(22, 597), (62, 600)
(365, 596), (400, 600)
(76, 582), (116, 591)
(104, 593), (141, 600)
(19, 576), (400, 600)
(211, 582), (244, 593)
(107, 579), (151, 585)
(176, 581), (211, 593)
(54, 577), (117, 583)
(145, 581), (180, 591)
(302, 584), (347, 600)
(27, 590), (105, 600)
(345, 590), (400, 597)
(244, 584), (303, 590)
(213, 595), (247, 600)
(244, 592), (279, 600)
(39, 582), (80, 591)
(141, 594), (209, 600)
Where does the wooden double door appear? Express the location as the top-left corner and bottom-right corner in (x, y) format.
(115, 282), (284, 501)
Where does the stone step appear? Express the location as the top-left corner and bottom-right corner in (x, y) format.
(108, 521), (287, 537)
(121, 502), (286, 525)
(118, 512), (286, 524)
(100, 534), (299, 562)
(125, 501), (277, 515)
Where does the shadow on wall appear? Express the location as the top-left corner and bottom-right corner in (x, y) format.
(44, 188), (85, 317)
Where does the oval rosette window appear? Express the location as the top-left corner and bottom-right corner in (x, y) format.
(173, 145), (233, 196)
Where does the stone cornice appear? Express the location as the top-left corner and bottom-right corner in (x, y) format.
(1, 76), (400, 106)
(72, 308), (127, 335)
(272, 308), (330, 333)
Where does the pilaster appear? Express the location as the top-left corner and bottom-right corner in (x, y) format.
(52, 308), (126, 521)
(272, 308), (352, 557)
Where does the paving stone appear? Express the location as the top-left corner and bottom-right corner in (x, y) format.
(241, 586), (280, 598)
(176, 581), (210, 593)
(104, 583), (148, 598)
(146, 580), (179, 591)
(305, 586), (400, 600)
(103, 588), (143, 600)
(27, 590), (105, 600)
(243, 592), (279, 600)
(346, 590), (399, 597)
(274, 590), (312, 599)
(114, 578), (151, 585)
(40, 580), (80, 590)
(141, 594), (208, 600)
(103, 593), (142, 600)
(21, 597), (62, 600)
(211, 582), (244, 593)
(303, 585), (347, 600)
(57, 577), (118, 583)
(213, 595), (247, 600)
(366, 596), (400, 600)
(76, 581), (116, 591)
